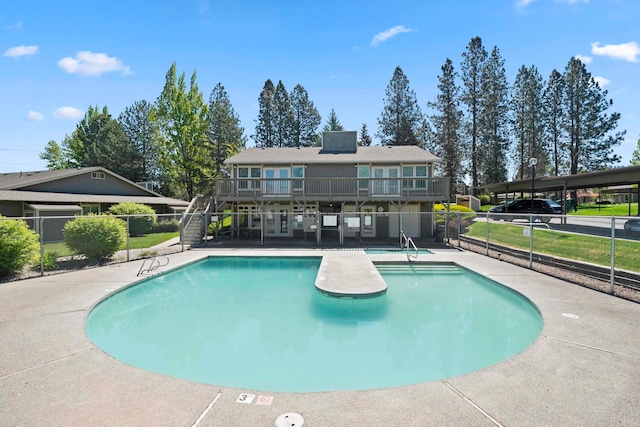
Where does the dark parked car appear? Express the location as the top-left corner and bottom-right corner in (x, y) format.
(624, 218), (640, 238)
(494, 198), (562, 223)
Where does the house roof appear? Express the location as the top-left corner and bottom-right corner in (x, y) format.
(0, 189), (189, 207)
(225, 145), (442, 165)
(0, 166), (162, 197)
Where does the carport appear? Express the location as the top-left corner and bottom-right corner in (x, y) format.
(481, 165), (640, 217)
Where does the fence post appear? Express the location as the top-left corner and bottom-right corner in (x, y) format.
(610, 217), (615, 295)
(40, 217), (44, 277)
(180, 212), (185, 252)
(529, 214), (534, 269)
(457, 211), (461, 248)
(126, 216), (130, 262)
(485, 212), (489, 256)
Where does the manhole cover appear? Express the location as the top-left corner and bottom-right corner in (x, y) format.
(275, 412), (304, 427)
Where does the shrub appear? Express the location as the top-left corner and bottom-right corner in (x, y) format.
(149, 219), (180, 233)
(434, 204), (476, 233)
(106, 202), (157, 236)
(478, 194), (491, 206)
(63, 215), (127, 260)
(0, 216), (40, 277)
(32, 251), (59, 272)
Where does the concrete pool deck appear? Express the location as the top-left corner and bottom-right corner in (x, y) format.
(1, 247), (639, 426)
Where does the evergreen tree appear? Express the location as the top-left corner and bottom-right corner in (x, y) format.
(272, 80), (295, 147)
(253, 79), (276, 147)
(377, 66), (423, 146)
(359, 123), (372, 146)
(153, 63), (210, 200)
(322, 108), (343, 132)
(427, 58), (463, 200)
(563, 57), (624, 175)
(478, 46), (510, 185)
(207, 83), (246, 177)
(290, 84), (321, 147)
(543, 69), (567, 176)
(39, 140), (69, 170)
(460, 36), (488, 195)
(118, 100), (161, 185)
(60, 105), (143, 181)
(631, 136), (640, 166)
(512, 65), (547, 179)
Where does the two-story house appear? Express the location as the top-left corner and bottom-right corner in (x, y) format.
(214, 131), (449, 244)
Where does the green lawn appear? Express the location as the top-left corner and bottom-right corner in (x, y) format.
(465, 221), (640, 272)
(570, 203), (638, 217)
(44, 231), (180, 257)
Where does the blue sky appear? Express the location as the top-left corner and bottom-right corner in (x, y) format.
(1, 0), (639, 174)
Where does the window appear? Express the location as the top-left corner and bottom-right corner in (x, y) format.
(402, 165), (427, 189)
(292, 166), (304, 191)
(238, 167), (261, 191)
(91, 172), (105, 180)
(358, 165), (370, 191)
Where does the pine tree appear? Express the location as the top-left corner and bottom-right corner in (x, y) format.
(512, 65), (547, 179)
(631, 136), (640, 166)
(377, 66), (423, 146)
(460, 36), (488, 195)
(253, 79), (276, 147)
(273, 80), (295, 147)
(207, 83), (246, 177)
(563, 57), (624, 175)
(39, 140), (69, 170)
(322, 108), (343, 132)
(118, 100), (160, 184)
(290, 84), (321, 147)
(359, 123), (372, 146)
(543, 69), (567, 176)
(428, 58), (462, 200)
(478, 46), (510, 185)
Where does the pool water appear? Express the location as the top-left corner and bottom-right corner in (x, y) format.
(86, 257), (543, 393)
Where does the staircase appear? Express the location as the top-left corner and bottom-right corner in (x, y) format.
(179, 195), (209, 247)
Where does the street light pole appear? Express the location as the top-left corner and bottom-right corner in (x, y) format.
(529, 157), (538, 215)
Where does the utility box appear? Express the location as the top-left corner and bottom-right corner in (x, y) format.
(456, 195), (480, 212)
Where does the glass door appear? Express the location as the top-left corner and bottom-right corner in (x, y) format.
(264, 206), (292, 236)
(264, 168), (290, 195)
(372, 167), (400, 195)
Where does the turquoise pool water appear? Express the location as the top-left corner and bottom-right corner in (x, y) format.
(86, 257), (543, 393)
(365, 248), (433, 255)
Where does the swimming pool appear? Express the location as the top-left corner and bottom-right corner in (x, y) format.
(86, 256), (542, 392)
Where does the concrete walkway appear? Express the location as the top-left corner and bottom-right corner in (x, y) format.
(315, 251), (387, 296)
(1, 248), (639, 426)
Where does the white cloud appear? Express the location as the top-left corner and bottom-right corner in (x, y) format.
(370, 25), (413, 47)
(3, 45), (39, 58)
(564, 0), (589, 4)
(53, 107), (84, 119)
(575, 54), (592, 64)
(591, 41), (640, 62)
(26, 111), (44, 121)
(515, 0), (538, 8)
(593, 76), (610, 88)
(57, 51), (132, 76)
(6, 20), (23, 30)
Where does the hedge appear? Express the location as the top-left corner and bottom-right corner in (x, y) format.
(63, 215), (127, 260)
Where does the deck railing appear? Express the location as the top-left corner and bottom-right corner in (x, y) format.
(215, 177), (450, 201)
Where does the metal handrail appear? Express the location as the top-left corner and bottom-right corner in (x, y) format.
(400, 230), (418, 261)
(137, 255), (169, 276)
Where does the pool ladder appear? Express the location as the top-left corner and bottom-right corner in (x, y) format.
(137, 255), (170, 276)
(400, 230), (418, 261)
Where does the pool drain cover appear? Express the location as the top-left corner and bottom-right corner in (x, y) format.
(275, 412), (304, 427)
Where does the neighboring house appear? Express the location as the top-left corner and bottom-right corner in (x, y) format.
(215, 131), (449, 242)
(0, 166), (189, 242)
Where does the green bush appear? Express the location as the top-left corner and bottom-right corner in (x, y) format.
(106, 202), (157, 236)
(434, 204), (476, 233)
(32, 251), (59, 272)
(63, 215), (127, 260)
(0, 216), (40, 277)
(149, 219), (180, 233)
(478, 194), (491, 206)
